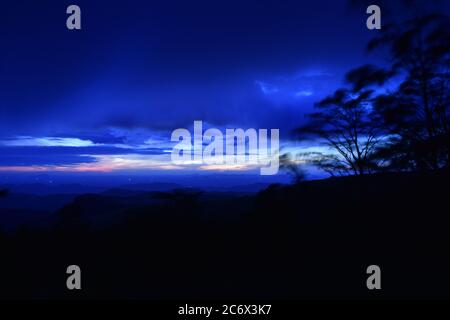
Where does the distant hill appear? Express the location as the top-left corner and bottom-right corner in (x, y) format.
(0, 189), (8, 198)
(1, 170), (449, 299)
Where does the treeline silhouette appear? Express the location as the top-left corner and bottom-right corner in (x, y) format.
(0, 170), (449, 299)
(294, 14), (449, 176)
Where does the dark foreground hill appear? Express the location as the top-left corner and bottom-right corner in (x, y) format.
(0, 170), (449, 299)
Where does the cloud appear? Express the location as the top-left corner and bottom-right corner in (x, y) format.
(255, 68), (339, 105)
(255, 81), (279, 95)
(0, 152), (176, 173)
(0, 137), (99, 147)
(295, 90), (314, 97)
(0, 154), (97, 167)
(295, 69), (334, 78)
(0, 141), (170, 168)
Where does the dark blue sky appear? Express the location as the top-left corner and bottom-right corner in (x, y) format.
(0, 0), (448, 181)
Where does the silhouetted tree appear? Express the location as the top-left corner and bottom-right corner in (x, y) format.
(298, 68), (387, 176)
(279, 153), (305, 183)
(369, 14), (450, 170)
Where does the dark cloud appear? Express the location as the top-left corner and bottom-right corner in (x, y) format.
(0, 0), (384, 137)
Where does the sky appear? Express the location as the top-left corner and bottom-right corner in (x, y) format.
(0, 0), (448, 186)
